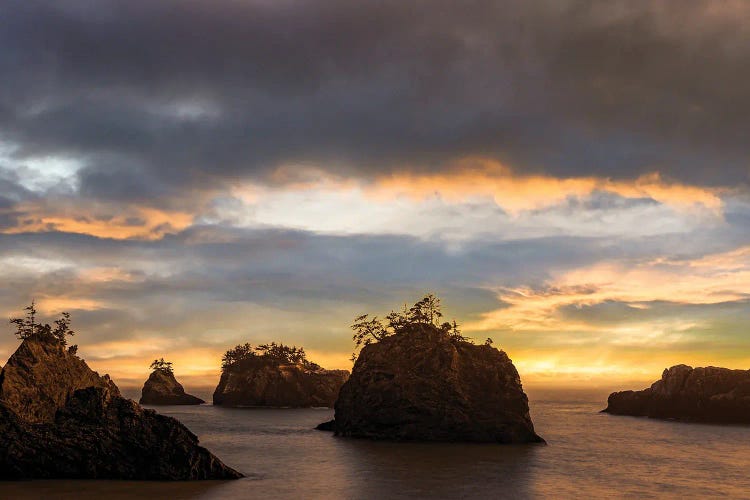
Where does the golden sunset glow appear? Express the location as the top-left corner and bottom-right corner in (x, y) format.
(2, 165), (748, 389)
(372, 160), (723, 214)
(2, 201), (195, 240)
(1, 0), (749, 395)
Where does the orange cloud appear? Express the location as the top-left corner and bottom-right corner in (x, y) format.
(2, 199), (194, 240)
(77, 267), (140, 283)
(469, 245), (750, 335)
(371, 158), (724, 214)
(35, 297), (105, 315)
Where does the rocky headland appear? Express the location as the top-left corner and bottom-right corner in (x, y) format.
(213, 343), (348, 407)
(603, 364), (750, 423)
(319, 316), (543, 443)
(140, 368), (205, 405)
(0, 336), (242, 480)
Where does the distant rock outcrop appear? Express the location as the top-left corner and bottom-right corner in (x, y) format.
(603, 364), (750, 423)
(140, 369), (205, 405)
(0, 337), (242, 480)
(321, 324), (544, 443)
(213, 358), (349, 408)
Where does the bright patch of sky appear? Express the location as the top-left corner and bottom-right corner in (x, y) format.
(0, 255), (75, 275)
(209, 183), (720, 242)
(0, 138), (84, 192)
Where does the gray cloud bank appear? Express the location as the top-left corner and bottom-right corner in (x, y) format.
(1, 0), (749, 205)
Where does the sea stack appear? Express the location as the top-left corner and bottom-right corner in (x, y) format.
(213, 342), (349, 407)
(0, 336), (242, 480)
(603, 364), (750, 423)
(323, 323), (544, 443)
(140, 365), (205, 405)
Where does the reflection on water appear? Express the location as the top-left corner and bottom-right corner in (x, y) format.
(3, 389), (750, 499)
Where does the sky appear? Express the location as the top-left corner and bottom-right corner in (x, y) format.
(1, 0), (750, 389)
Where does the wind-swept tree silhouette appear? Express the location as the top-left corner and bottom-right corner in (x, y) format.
(150, 358), (174, 374)
(351, 314), (389, 348)
(222, 343), (255, 369)
(350, 293), (468, 363)
(10, 300), (40, 340)
(9, 301), (75, 346)
(221, 342), (319, 372)
(51, 312), (75, 344)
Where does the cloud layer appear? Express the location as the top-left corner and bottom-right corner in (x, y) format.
(1, 0), (749, 387)
(2, 0), (750, 193)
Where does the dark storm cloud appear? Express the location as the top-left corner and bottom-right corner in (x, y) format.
(0, 167), (38, 229)
(1, 0), (748, 204)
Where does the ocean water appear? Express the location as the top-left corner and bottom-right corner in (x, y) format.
(3, 389), (750, 499)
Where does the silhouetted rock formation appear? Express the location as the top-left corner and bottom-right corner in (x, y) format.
(140, 369), (205, 405)
(0, 337), (242, 480)
(315, 419), (335, 431)
(322, 324), (544, 443)
(603, 364), (750, 423)
(213, 357), (349, 408)
(0, 338), (120, 423)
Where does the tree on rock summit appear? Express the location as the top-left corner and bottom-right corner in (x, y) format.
(150, 358), (174, 374)
(9, 300), (75, 346)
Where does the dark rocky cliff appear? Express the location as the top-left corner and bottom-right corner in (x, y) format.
(140, 369), (205, 405)
(0, 338), (120, 423)
(213, 359), (349, 408)
(0, 337), (241, 480)
(603, 364), (750, 423)
(322, 324), (543, 443)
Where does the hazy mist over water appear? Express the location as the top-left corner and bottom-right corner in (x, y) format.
(2, 389), (750, 499)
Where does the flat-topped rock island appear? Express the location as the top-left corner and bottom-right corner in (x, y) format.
(213, 342), (349, 407)
(603, 364), (750, 423)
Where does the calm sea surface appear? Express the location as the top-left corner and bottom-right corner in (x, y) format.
(3, 388), (750, 499)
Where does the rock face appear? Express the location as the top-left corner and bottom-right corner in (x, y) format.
(604, 364), (750, 423)
(0, 338), (120, 423)
(140, 369), (205, 405)
(213, 359), (349, 407)
(0, 337), (242, 480)
(324, 324), (544, 443)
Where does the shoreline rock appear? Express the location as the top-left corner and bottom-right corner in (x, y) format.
(0, 338), (120, 423)
(320, 324), (544, 443)
(603, 364), (750, 423)
(0, 337), (242, 480)
(315, 419), (335, 431)
(140, 369), (205, 405)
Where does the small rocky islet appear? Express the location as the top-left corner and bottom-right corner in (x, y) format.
(603, 364), (750, 423)
(140, 358), (205, 405)
(317, 295), (544, 443)
(212, 342), (349, 407)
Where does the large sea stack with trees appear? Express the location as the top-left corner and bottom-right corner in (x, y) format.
(318, 295), (544, 443)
